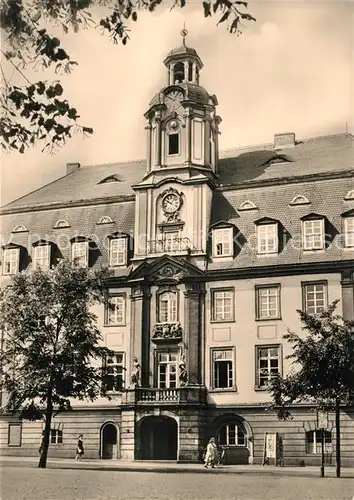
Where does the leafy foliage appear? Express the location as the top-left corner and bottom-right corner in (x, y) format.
(0, 260), (114, 467)
(0, 0), (255, 153)
(269, 300), (354, 420)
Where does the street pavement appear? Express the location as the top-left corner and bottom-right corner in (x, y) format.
(1, 463), (354, 500)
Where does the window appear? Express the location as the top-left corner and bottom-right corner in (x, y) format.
(157, 352), (178, 388)
(12, 225), (28, 233)
(168, 133), (179, 155)
(97, 216), (113, 224)
(289, 195), (310, 206)
(306, 431), (332, 455)
(33, 245), (51, 270)
(302, 219), (325, 250)
(50, 429), (63, 444)
(238, 200), (257, 211)
(213, 228), (233, 257)
(256, 285), (281, 320)
(71, 241), (88, 267)
(218, 423), (246, 446)
(344, 217), (354, 248)
(106, 295), (126, 325)
(302, 282), (327, 314)
(257, 223), (278, 254)
(344, 189), (354, 201)
(105, 352), (125, 391)
(211, 348), (235, 389)
(211, 289), (234, 322)
(54, 220), (70, 228)
(3, 247), (20, 275)
(110, 238), (127, 266)
(256, 345), (281, 388)
(158, 291), (177, 323)
(8, 423), (22, 447)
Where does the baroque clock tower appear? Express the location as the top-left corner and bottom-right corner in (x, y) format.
(133, 30), (222, 265)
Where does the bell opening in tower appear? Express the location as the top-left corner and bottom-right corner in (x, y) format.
(168, 133), (180, 155)
(173, 62), (184, 84)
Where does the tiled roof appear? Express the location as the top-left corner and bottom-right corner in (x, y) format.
(2, 134), (352, 213)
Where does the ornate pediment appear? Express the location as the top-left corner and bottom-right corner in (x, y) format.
(128, 255), (204, 284)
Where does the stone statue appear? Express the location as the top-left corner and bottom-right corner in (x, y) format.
(179, 353), (188, 386)
(131, 356), (141, 387)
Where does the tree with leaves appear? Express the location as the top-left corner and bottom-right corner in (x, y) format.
(269, 300), (354, 478)
(0, 260), (114, 468)
(0, 0), (255, 153)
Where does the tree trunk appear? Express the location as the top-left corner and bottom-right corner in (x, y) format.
(38, 386), (53, 469)
(335, 399), (341, 478)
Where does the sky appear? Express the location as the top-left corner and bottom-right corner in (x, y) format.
(1, 0), (353, 206)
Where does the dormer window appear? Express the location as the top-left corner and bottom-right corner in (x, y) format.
(33, 244), (51, 270)
(3, 247), (20, 275)
(343, 214), (354, 248)
(109, 237), (127, 266)
(54, 220), (70, 229)
(301, 216), (325, 251)
(168, 133), (180, 156)
(212, 227), (233, 258)
(344, 190), (354, 201)
(97, 216), (114, 225)
(256, 221), (278, 255)
(238, 200), (258, 211)
(71, 240), (88, 267)
(12, 224), (28, 233)
(289, 195), (310, 206)
(98, 175), (121, 184)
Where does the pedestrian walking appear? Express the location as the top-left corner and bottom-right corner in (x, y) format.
(75, 434), (84, 461)
(204, 437), (218, 468)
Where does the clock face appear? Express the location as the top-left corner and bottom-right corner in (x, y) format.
(165, 91), (184, 112)
(162, 193), (181, 213)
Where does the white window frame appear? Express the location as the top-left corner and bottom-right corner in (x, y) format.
(306, 430), (332, 455)
(257, 223), (278, 255)
(303, 282), (327, 315)
(302, 218), (325, 250)
(157, 352), (178, 388)
(105, 352), (125, 392)
(344, 217), (354, 248)
(211, 289), (234, 322)
(106, 295), (126, 325)
(256, 285), (281, 319)
(211, 348), (235, 390)
(71, 241), (88, 267)
(33, 244), (51, 270)
(256, 345), (281, 388)
(3, 248), (20, 275)
(212, 228), (233, 257)
(50, 429), (63, 445)
(110, 238), (127, 266)
(158, 291), (177, 323)
(218, 423), (246, 447)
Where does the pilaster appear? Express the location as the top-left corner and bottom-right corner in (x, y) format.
(341, 270), (354, 320)
(184, 282), (205, 385)
(130, 283), (151, 387)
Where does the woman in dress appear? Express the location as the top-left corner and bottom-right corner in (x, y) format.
(204, 437), (218, 468)
(76, 434), (84, 461)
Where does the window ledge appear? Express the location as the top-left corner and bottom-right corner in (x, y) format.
(254, 386), (270, 392)
(256, 252), (278, 257)
(255, 317), (282, 322)
(103, 323), (126, 328)
(210, 319), (235, 324)
(211, 255), (234, 260)
(209, 387), (238, 393)
(109, 264), (128, 268)
(302, 248), (325, 253)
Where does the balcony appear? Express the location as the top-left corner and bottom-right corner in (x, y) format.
(122, 386), (207, 406)
(147, 238), (195, 255)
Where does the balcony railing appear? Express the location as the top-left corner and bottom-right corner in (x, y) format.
(147, 238), (195, 255)
(137, 388), (179, 402)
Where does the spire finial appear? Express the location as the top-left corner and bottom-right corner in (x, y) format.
(181, 23), (188, 47)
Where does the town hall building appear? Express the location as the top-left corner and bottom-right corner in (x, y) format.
(1, 35), (353, 466)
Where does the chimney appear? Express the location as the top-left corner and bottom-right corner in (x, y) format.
(274, 132), (296, 149)
(66, 162), (80, 175)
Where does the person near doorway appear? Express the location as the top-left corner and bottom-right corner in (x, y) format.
(204, 437), (218, 468)
(76, 434), (84, 461)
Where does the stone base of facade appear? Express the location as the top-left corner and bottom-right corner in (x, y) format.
(1, 406), (353, 467)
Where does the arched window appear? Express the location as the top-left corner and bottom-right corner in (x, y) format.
(238, 200), (258, 211)
(158, 291), (177, 323)
(173, 62), (185, 84)
(306, 430), (332, 455)
(344, 189), (354, 201)
(289, 195), (310, 206)
(12, 224), (28, 233)
(54, 220), (70, 229)
(217, 422), (246, 447)
(97, 216), (113, 225)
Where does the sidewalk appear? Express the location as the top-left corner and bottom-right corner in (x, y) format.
(1, 456), (354, 478)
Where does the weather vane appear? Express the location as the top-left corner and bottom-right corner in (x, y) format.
(181, 22), (188, 46)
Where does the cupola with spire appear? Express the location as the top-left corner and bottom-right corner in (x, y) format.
(143, 29), (222, 176)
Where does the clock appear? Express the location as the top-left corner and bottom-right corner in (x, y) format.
(165, 91), (184, 112)
(162, 192), (181, 214)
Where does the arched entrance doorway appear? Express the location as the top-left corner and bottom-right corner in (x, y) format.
(139, 416), (178, 460)
(101, 422), (118, 459)
(212, 414), (253, 465)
